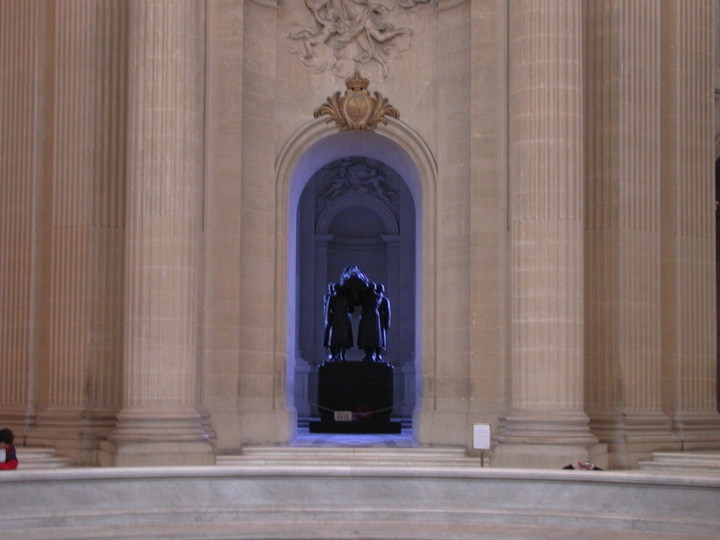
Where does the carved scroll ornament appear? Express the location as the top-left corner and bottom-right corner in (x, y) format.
(314, 71), (399, 130)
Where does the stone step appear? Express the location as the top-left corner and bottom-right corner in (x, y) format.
(243, 445), (467, 455)
(15, 447), (71, 469)
(217, 446), (486, 468)
(297, 417), (413, 429)
(637, 451), (720, 473)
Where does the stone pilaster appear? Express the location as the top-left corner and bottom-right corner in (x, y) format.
(238, 0), (290, 444)
(204, 0), (245, 452)
(467, 0), (509, 448)
(495, 0), (603, 468)
(584, 0), (680, 469)
(661, 0), (720, 449)
(107, 0), (213, 466)
(416, 0), (472, 446)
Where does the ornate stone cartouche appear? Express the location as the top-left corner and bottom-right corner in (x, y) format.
(313, 71), (399, 130)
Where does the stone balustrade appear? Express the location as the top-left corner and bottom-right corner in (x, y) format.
(2, 463), (719, 539)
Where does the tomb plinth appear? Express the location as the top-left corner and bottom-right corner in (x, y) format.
(309, 360), (401, 434)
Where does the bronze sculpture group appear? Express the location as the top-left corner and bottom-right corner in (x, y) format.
(323, 265), (390, 363)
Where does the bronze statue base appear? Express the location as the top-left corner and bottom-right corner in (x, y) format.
(309, 360), (401, 434)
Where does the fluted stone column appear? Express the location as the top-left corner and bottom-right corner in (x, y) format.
(3, 1), (127, 466)
(661, 0), (720, 449)
(0, 0), (42, 435)
(585, 0), (680, 469)
(108, 0), (213, 466)
(494, 0), (603, 468)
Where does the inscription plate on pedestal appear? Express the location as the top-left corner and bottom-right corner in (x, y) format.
(310, 361), (401, 434)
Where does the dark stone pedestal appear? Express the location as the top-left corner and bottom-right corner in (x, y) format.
(309, 360), (401, 434)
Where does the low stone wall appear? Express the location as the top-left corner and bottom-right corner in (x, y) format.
(1, 466), (719, 539)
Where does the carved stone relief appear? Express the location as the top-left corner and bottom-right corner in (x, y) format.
(286, 0), (430, 80)
(313, 156), (400, 223)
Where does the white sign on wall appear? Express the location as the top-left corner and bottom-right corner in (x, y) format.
(473, 424), (491, 450)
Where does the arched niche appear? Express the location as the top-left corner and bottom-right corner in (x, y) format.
(317, 194), (399, 236)
(275, 118), (437, 436)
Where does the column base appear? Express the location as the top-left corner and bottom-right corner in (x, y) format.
(99, 440), (215, 467)
(590, 411), (682, 469)
(497, 409), (600, 445)
(491, 442), (608, 469)
(106, 408), (215, 465)
(111, 408), (210, 443)
(672, 410), (720, 451)
(492, 409), (605, 468)
(0, 408), (36, 442)
(26, 408), (118, 466)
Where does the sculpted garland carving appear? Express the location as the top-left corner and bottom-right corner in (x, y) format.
(286, 0), (430, 81)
